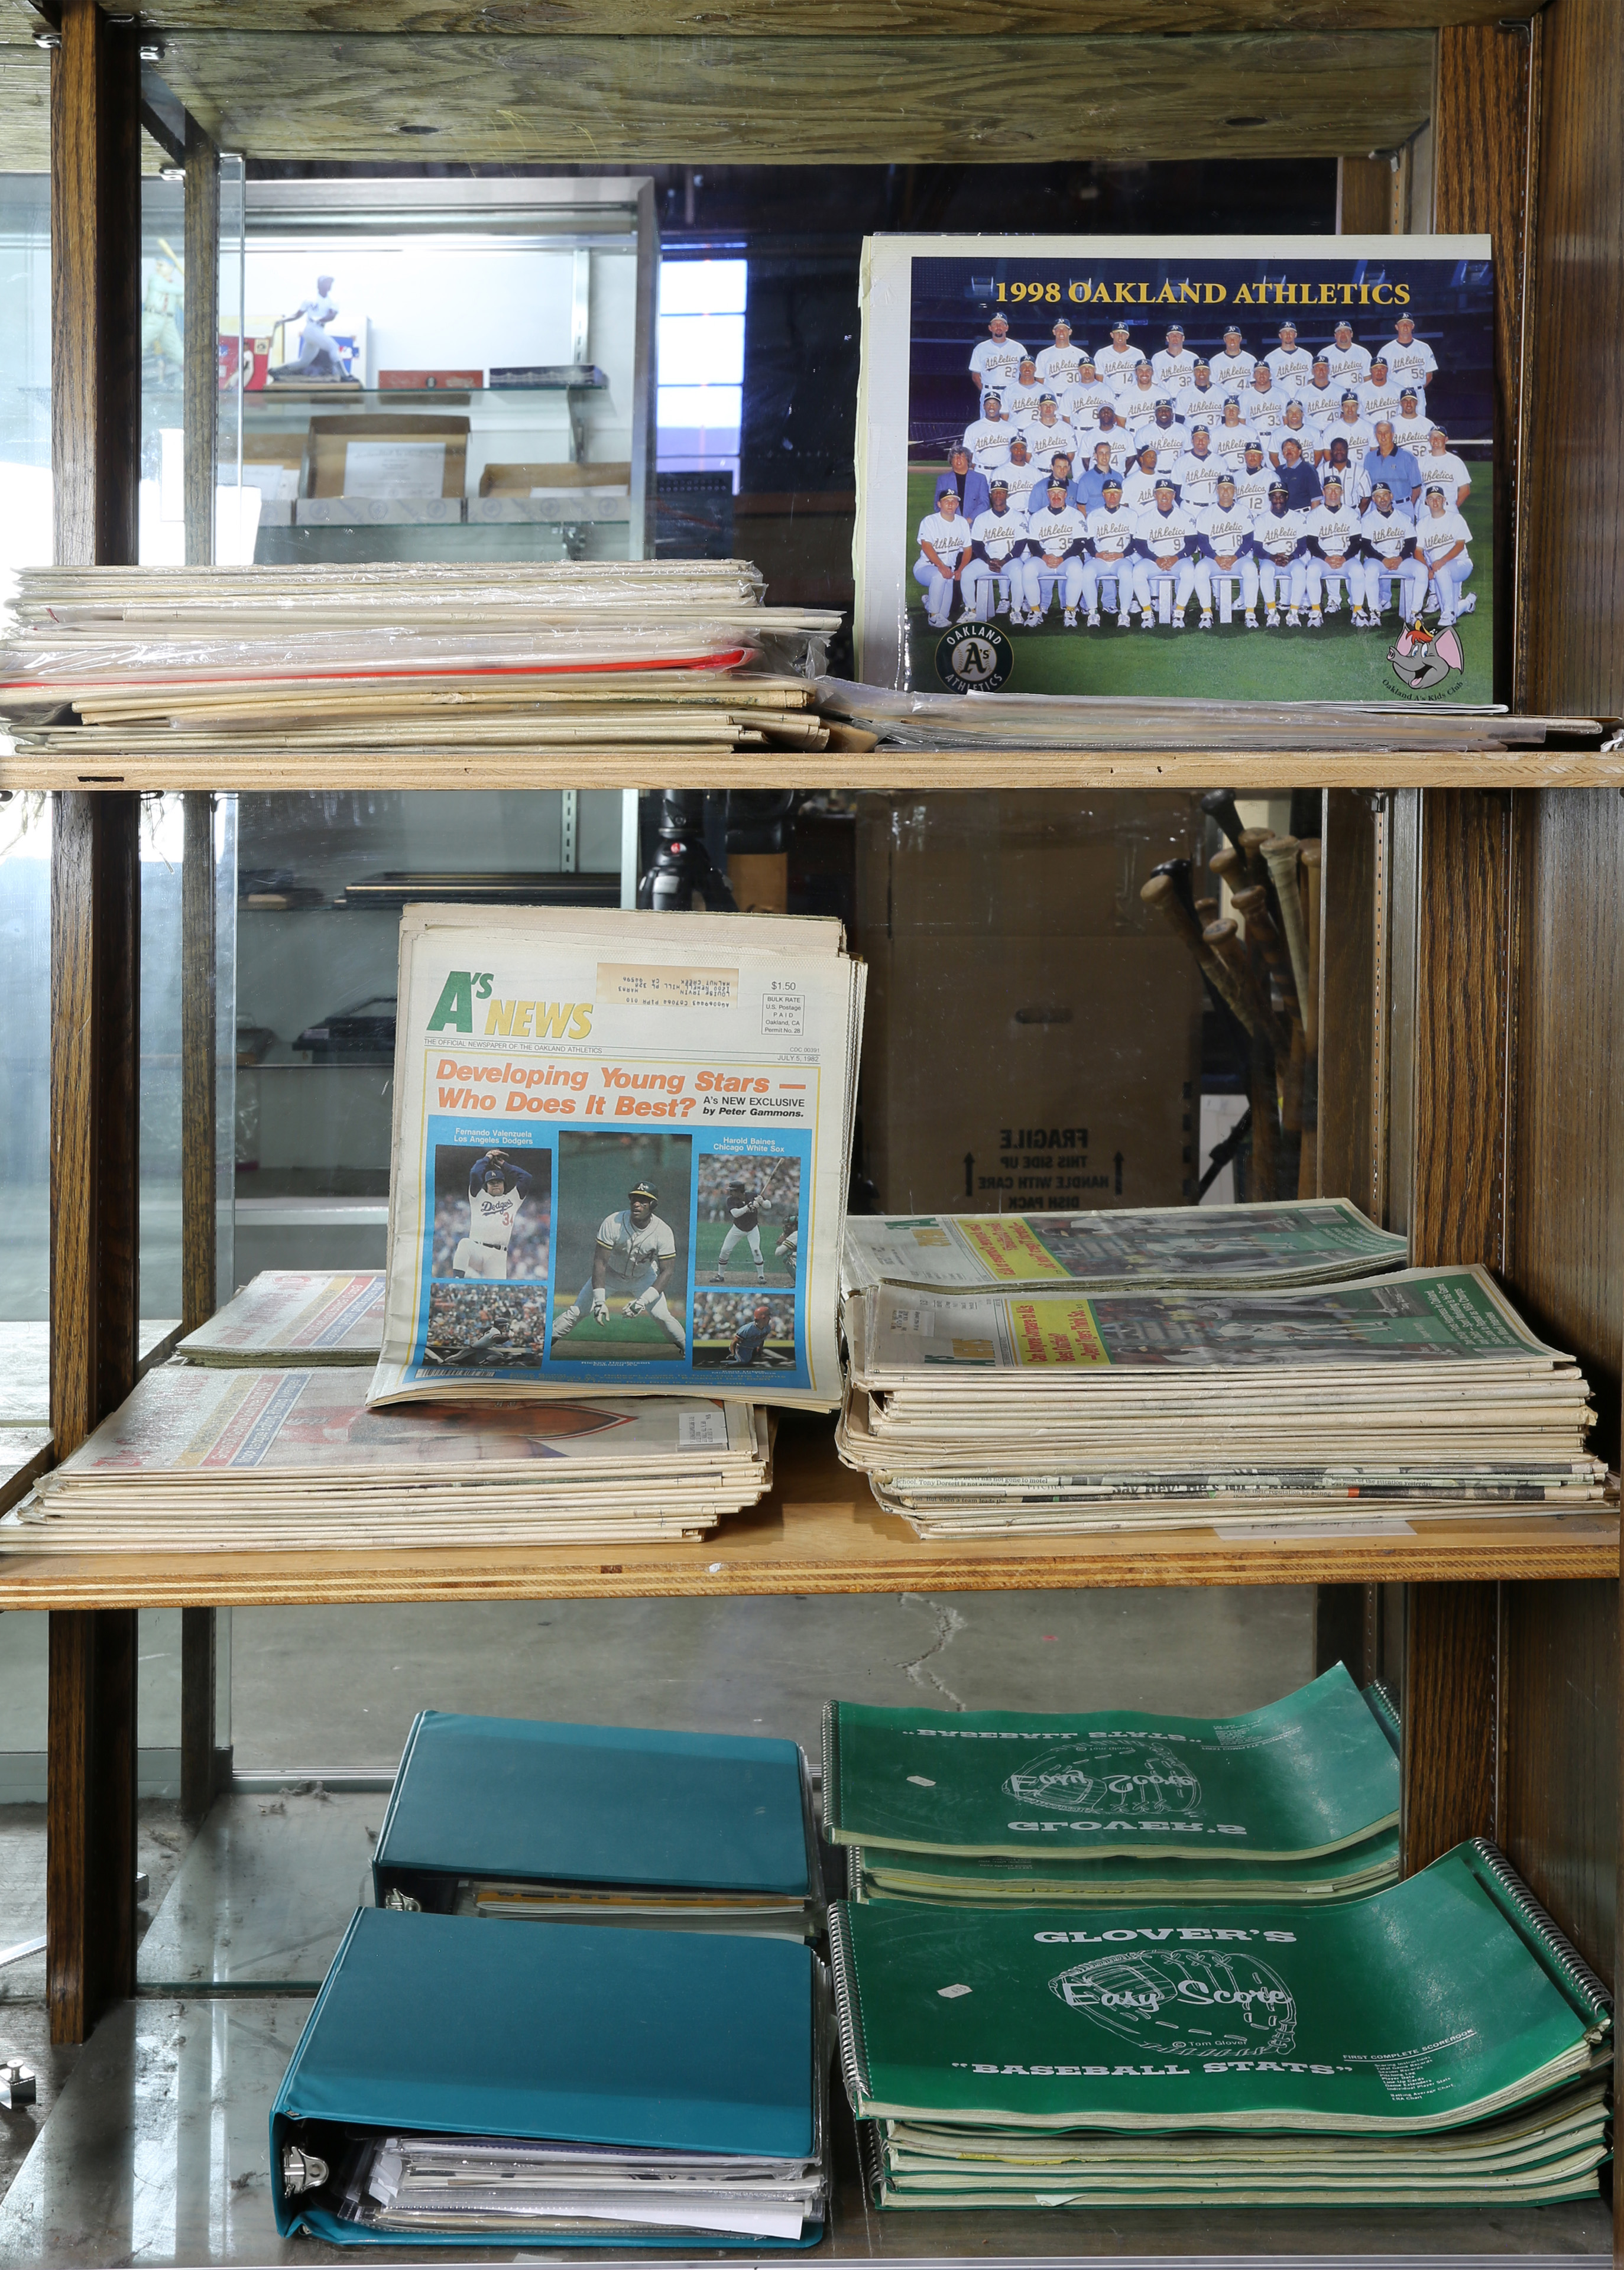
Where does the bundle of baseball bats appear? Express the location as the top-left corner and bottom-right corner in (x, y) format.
(1140, 790), (1321, 1203)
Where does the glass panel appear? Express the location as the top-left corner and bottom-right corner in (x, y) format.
(139, 174), (187, 566)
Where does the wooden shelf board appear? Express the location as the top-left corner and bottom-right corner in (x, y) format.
(6, 747), (1623, 794)
(1, 1416), (1614, 1609)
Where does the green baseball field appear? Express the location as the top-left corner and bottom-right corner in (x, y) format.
(904, 466), (1494, 705)
(546, 1295), (688, 1358)
(693, 1217), (797, 1288)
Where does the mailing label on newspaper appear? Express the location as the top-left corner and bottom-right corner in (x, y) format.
(368, 907), (862, 1409)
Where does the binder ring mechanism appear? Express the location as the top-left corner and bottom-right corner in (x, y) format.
(281, 2143), (329, 2197)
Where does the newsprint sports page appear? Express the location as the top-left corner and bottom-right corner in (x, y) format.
(369, 906), (864, 1411)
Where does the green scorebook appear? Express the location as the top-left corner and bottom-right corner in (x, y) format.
(828, 1840), (1610, 2137)
(823, 1665), (1397, 1863)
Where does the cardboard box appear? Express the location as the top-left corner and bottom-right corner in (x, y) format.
(307, 413), (469, 500)
(855, 792), (1204, 1214)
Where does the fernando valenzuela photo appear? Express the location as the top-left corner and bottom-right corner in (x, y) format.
(855, 234), (1493, 705)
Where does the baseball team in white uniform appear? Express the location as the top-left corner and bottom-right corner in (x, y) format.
(920, 310), (1476, 634)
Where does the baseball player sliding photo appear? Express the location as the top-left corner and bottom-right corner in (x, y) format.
(552, 1181), (686, 1351)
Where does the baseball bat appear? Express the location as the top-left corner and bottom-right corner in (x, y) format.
(1230, 883), (1299, 1014)
(1260, 835), (1315, 1050)
(1200, 789), (1250, 861)
(1247, 1044), (1280, 1202)
(1140, 871), (1254, 1039)
(1204, 919), (1288, 1056)
(1299, 838), (1323, 1060)
(1209, 845), (1245, 891)
(1194, 894), (1220, 928)
(1237, 826), (1276, 891)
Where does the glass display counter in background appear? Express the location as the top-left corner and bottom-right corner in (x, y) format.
(227, 176), (655, 565)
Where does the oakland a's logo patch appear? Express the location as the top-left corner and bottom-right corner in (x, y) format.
(935, 621), (1013, 693)
(1051, 1945), (1297, 2058)
(1004, 1739), (1201, 1817)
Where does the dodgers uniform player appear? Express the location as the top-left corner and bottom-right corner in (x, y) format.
(1408, 483), (1476, 625)
(1210, 327), (1257, 389)
(1150, 323), (1198, 389)
(1265, 321), (1315, 391)
(1194, 471), (1262, 627)
(1324, 321), (1372, 390)
(964, 475), (1025, 618)
(1302, 476), (1364, 624)
(1020, 478), (1088, 625)
(1419, 425), (1473, 508)
(453, 1151), (537, 1282)
(1036, 317), (1088, 391)
(1357, 479), (1417, 624)
(912, 487), (974, 626)
(1094, 322), (1145, 389)
(1382, 313), (1438, 400)
(1081, 474), (1137, 625)
(1131, 476), (1201, 628)
(552, 1182), (686, 1348)
(1253, 481), (1308, 626)
(969, 312), (1026, 399)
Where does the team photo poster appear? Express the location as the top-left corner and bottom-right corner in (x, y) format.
(854, 235), (1494, 705)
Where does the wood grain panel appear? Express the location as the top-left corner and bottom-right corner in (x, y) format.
(1336, 154), (1393, 235)
(51, 0), (140, 566)
(1506, 790), (1624, 1468)
(0, 1419), (1615, 1609)
(1402, 1579), (1497, 1873)
(105, 0), (1542, 28)
(1316, 787), (1378, 1211)
(5, 748), (1622, 796)
(1433, 22), (1535, 705)
(180, 796), (216, 1335)
(1408, 789), (1513, 1269)
(46, 1609), (136, 2043)
(1499, 1578), (1617, 1987)
(1520, 0), (1624, 719)
(155, 30), (1434, 162)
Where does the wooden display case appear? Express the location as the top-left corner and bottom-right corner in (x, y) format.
(19, 2), (1624, 2262)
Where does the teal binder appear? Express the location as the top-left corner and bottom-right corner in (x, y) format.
(372, 1711), (816, 1912)
(272, 1907), (823, 2247)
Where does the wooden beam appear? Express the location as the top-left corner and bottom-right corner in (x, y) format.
(1408, 789), (1514, 1272)
(47, 0), (142, 2049)
(47, 1609), (137, 2044)
(1401, 1580), (1498, 1872)
(102, 0), (1543, 30)
(1434, 20), (1537, 706)
(155, 30), (1434, 163)
(181, 112), (216, 569)
(1316, 787), (1380, 1215)
(1336, 153), (1395, 234)
(1519, 0), (1624, 718)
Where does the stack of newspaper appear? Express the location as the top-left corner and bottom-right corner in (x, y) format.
(831, 1839), (1612, 2209)
(839, 1259), (1605, 1535)
(0, 562), (847, 763)
(5, 1366), (770, 1552)
(823, 1669), (1399, 1908)
(177, 1270), (384, 1366)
